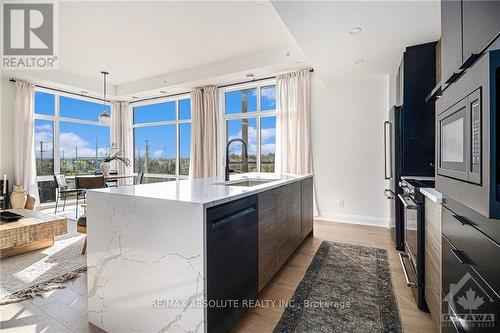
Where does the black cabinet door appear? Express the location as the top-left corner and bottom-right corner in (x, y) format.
(401, 43), (436, 177)
(462, 0), (500, 60)
(441, 0), (463, 84)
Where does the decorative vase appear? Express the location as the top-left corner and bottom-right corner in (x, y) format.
(10, 185), (27, 209)
(101, 162), (111, 177)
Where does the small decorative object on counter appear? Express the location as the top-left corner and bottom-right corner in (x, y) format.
(10, 185), (27, 209)
(102, 143), (131, 177)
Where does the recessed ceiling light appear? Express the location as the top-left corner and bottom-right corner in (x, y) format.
(348, 27), (362, 35)
(160, 90), (168, 94)
(354, 59), (365, 64)
(246, 74), (255, 79)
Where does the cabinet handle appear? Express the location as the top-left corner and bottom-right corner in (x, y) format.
(459, 53), (481, 70)
(211, 207), (256, 230)
(452, 214), (475, 226)
(445, 71), (464, 85)
(451, 249), (474, 266)
(383, 121), (392, 180)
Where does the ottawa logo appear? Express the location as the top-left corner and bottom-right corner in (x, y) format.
(442, 272), (496, 330)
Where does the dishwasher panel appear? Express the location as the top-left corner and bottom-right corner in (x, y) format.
(206, 195), (258, 333)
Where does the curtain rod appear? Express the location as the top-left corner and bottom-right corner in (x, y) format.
(11, 68), (314, 105)
(129, 68), (314, 105)
(9, 78), (112, 103)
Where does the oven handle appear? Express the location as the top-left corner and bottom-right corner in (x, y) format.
(398, 253), (417, 288)
(398, 194), (418, 210)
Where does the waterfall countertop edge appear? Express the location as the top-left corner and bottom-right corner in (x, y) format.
(88, 172), (314, 207)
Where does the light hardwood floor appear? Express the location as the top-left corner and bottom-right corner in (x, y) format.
(0, 220), (437, 333)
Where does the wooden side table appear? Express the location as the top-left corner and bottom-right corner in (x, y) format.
(0, 209), (67, 259)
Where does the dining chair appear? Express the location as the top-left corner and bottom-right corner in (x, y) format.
(75, 175), (106, 219)
(53, 174), (84, 214)
(106, 170), (119, 187)
(134, 172), (144, 185)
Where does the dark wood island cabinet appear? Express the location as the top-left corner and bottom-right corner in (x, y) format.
(258, 178), (314, 290)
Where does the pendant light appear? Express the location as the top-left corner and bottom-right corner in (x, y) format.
(98, 71), (112, 125)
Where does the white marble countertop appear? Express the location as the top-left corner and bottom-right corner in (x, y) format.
(419, 187), (445, 204)
(90, 172), (313, 207)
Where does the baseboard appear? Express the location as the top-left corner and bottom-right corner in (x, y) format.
(314, 213), (389, 228)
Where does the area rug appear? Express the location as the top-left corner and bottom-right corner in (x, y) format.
(0, 234), (86, 304)
(274, 241), (403, 333)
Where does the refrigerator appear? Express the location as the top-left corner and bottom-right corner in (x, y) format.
(384, 103), (436, 250)
(384, 106), (404, 250)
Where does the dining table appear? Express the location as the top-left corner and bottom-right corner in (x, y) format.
(70, 174), (137, 218)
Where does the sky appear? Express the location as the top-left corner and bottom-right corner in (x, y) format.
(34, 85), (276, 164)
(35, 92), (111, 159)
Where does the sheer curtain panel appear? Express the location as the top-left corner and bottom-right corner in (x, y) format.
(111, 101), (133, 184)
(189, 87), (218, 178)
(276, 69), (319, 215)
(14, 81), (40, 205)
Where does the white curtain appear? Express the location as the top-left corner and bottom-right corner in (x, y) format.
(189, 87), (218, 178)
(276, 69), (319, 215)
(111, 101), (133, 185)
(13, 81), (39, 205)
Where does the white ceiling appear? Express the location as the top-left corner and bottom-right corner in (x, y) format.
(271, 0), (441, 85)
(3, 1), (441, 97)
(60, 1), (290, 85)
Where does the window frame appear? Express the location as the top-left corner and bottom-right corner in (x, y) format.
(34, 88), (111, 204)
(218, 79), (277, 175)
(34, 88), (111, 183)
(131, 94), (191, 180)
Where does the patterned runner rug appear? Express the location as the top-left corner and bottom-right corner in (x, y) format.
(274, 241), (403, 333)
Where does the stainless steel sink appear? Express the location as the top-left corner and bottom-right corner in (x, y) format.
(218, 178), (279, 187)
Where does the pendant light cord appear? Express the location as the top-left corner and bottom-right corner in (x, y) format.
(101, 71), (109, 105)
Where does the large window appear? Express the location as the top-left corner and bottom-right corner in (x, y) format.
(34, 90), (111, 203)
(132, 96), (191, 183)
(222, 82), (276, 173)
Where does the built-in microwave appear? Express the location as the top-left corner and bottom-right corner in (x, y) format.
(436, 49), (500, 218)
(437, 88), (481, 184)
(436, 48), (500, 219)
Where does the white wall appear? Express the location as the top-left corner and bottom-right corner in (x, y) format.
(0, 76), (16, 184)
(311, 74), (390, 227)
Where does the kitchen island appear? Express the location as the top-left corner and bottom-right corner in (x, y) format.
(86, 172), (313, 333)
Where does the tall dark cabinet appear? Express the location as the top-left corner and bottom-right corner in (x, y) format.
(399, 42), (437, 177)
(387, 42), (437, 250)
